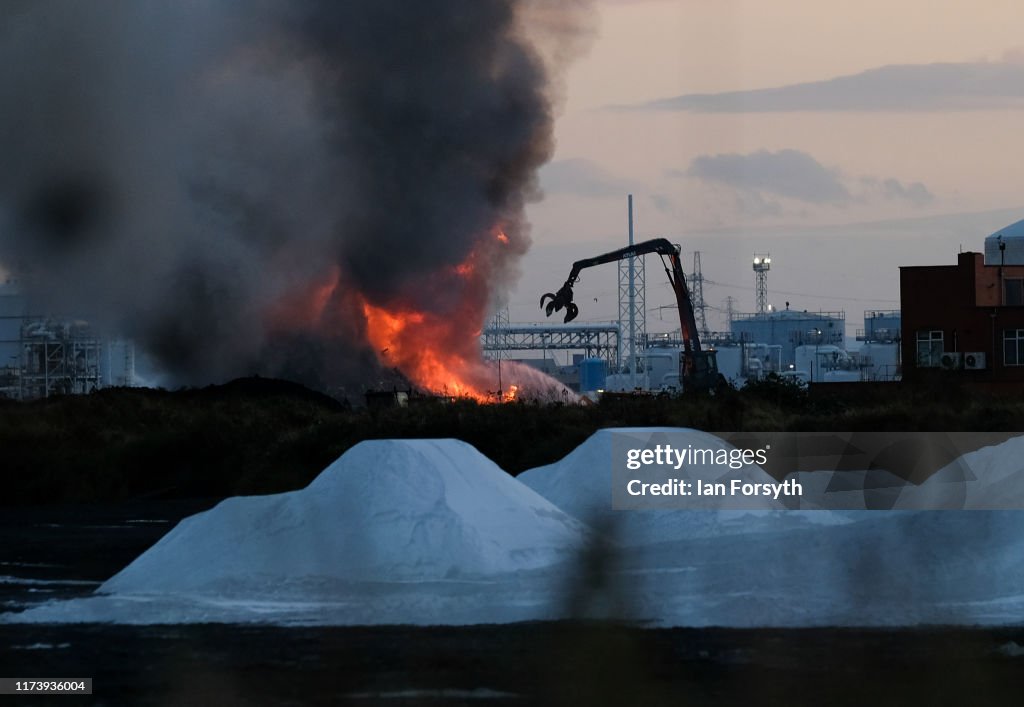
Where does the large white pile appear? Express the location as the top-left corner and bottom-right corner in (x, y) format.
(517, 427), (849, 546)
(4, 439), (588, 625)
(6, 430), (1024, 627)
(895, 435), (1024, 509)
(516, 429), (1024, 627)
(596, 510), (1024, 627)
(784, 435), (1024, 510)
(105, 438), (589, 592)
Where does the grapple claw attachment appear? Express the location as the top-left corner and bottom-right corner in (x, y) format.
(564, 303), (579, 323)
(540, 282), (577, 319)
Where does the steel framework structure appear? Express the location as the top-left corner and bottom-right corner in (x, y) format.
(19, 319), (102, 399)
(618, 197), (646, 377)
(484, 306), (512, 361)
(689, 251), (709, 339)
(480, 323), (621, 365)
(753, 253), (771, 315)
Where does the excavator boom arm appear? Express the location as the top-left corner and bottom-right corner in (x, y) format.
(540, 238), (702, 353)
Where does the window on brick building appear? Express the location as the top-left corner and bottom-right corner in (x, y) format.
(916, 330), (943, 367)
(1005, 279), (1024, 306)
(1004, 329), (1024, 366)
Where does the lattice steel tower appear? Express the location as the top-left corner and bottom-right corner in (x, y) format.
(688, 251), (709, 339)
(485, 305), (511, 360)
(618, 195), (646, 382)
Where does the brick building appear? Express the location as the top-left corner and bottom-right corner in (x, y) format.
(901, 221), (1024, 390)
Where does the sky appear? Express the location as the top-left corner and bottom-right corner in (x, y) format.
(3, 1), (1023, 353)
(515, 0), (1024, 338)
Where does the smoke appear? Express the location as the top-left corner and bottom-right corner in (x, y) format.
(0, 1), (593, 391)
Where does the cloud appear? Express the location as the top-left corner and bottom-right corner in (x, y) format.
(859, 176), (935, 207)
(684, 149), (849, 204)
(649, 193), (673, 214)
(678, 149), (934, 215)
(640, 60), (1024, 113)
(881, 178), (933, 207)
(538, 158), (640, 197)
(734, 190), (783, 219)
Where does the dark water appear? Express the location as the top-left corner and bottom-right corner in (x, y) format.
(2, 503), (1023, 706)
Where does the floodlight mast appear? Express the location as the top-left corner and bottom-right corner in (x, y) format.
(753, 253), (771, 315)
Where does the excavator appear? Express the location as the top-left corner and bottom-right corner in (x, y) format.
(540, 238), (723, 394)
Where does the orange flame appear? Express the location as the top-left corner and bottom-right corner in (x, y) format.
(357, 230), (514, 403)
(270, 224), (540, 404)
(361, 297), (497, 402)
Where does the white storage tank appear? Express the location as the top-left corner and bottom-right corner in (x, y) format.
(983, 218), (1024, 265)
(856, 342), (900, 381)
(730, 309), (845, 368)
(794, 345), (858, 382)
(642, 347), (679, 388)
(714, 346), (744, 384)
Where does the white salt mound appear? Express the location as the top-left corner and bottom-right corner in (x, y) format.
(519, 429), (1024, 627)
(102, 439), (589, 595)
(787, 435), (1024, 510)
(894, 435), (1024, 509)
(609, 510), (1024, 627)
(518, 427), (846, 545)
(783, 468), (912, 510)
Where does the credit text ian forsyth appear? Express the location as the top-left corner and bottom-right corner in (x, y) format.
(623, 444), (803, 499)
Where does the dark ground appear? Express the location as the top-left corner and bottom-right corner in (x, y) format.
(3, 622), (1023, 706)
(3, 375), (1024, 507)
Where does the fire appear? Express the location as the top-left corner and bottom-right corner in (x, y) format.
(360, 297), (497, 402)
(351, 225), (531, 403)
(360, 293), (548, 404)
(451, 227), (506, 278)
(269, 223), (569, 404)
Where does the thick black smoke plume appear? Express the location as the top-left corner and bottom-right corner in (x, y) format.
(0, 1), (592, 392)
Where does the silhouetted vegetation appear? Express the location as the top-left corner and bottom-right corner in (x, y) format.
(2, 377), (1023, 506)
(740, 373), (810, 408)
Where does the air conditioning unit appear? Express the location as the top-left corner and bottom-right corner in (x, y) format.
(964, 352), (986, 370)
(939, 352), (962, 370)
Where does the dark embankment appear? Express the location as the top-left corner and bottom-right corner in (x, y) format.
(2, 376), (1023, 506)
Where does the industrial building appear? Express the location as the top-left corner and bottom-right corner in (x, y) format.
(900, 218), (1024, 390)
(0, 279), (135, 400)
(729, 308), (846, 369)
(853, 310), (902, 381)
(858, 310), (901, 343)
